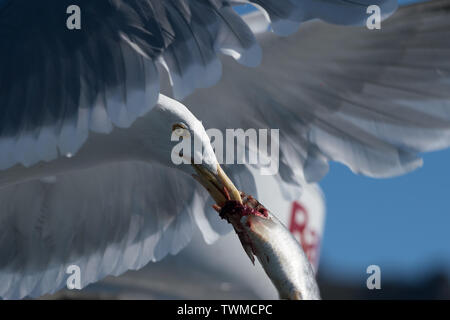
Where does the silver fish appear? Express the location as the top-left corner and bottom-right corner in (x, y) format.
(192, 164), (320, 300)
(220, 194), (321, 300)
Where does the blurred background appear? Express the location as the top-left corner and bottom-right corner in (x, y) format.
(318, 148), (450, 299)
(43, 0), (450, 300)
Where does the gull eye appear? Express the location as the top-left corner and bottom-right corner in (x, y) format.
(172, 123), (190, 138)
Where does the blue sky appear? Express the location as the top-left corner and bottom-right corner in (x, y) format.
(315, 0), (450, 282)
(321, 149), (450, 281)
(237, 0), (450, 282)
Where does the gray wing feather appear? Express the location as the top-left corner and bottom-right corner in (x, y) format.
(184, 0), (450, 182)
(0, 161), (215, 299)
(0, 0), (397, 169)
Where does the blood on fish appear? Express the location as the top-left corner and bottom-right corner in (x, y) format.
(218, 200), (268, 223)
(212, 191), (320, 299)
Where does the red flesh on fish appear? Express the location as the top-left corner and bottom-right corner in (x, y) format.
(214, 192), (269, 264)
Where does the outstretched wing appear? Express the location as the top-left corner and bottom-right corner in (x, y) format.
(0, 0), (400, 299)
(0, 0), (397, 170)
(0, 159), (271, 299)
(185, 0), (450, 183)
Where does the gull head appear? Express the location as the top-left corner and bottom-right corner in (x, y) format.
(144, 95), (242, 204)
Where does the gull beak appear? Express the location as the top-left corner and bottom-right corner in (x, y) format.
(171, 123), (241, 206)
(192, 163), (242, 207)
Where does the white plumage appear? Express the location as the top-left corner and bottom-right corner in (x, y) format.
(1, 0), (450, 299)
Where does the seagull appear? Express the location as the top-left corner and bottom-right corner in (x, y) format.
(1, 0), (450, 299)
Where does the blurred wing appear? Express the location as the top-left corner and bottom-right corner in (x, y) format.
(185, 0), (450, 182)
(0, 160), (296, 299)
(0, 161), (231, 299)
(0, 0), (398, 298)
(0, 0), (396, 170)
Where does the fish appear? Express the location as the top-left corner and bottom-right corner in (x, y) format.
(192, 163), (320, 300)
(216, 193), (321, 300)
